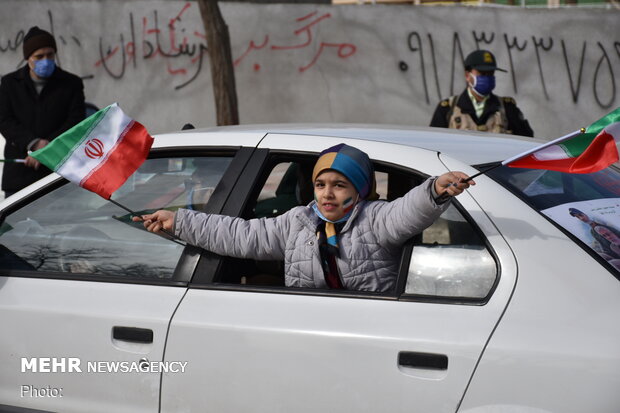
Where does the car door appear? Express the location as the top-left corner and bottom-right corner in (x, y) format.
(0, 151), (243, 413)
(160, 135), (518, 412)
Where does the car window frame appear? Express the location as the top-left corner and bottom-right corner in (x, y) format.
(395, 200), (501, 306)
(188, 150), (500, 304)
(0, 147), (245, 287)
(190, 147), (270, 284)
(371, 161), (500, 305)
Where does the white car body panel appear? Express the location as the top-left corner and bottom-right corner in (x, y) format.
(0, 277), (186, 412)
(152, 129), (267, 149)
(161, 286), (511, 413)
(440, 154), (620, 412)
(153, 123), (540, 165)
(456, 186), (620, 412)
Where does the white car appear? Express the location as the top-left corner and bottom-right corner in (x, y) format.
(0, 125), (618, 413)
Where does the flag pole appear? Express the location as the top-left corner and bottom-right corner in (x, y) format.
(108, 198), (185, 246)
(461, 163), (503, 183)
(463, 127), (586, 183)
(108, 198), (141, 216)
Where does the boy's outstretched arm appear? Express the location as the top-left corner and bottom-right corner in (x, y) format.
(133, 209), (289, 260)
(371, 171), (475, 248)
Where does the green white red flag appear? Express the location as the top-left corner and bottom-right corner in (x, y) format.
(506, 108), (620, 174)
(31, 103), (153, 199)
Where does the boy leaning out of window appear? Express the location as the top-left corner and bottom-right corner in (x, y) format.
(134, 144), (474, 292)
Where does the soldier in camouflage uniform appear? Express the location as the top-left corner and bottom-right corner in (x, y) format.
(430, 50), (533, 137)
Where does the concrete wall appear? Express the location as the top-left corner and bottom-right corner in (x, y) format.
(0, 0), (618, 138)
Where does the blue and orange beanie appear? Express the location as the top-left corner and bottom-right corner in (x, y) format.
(312, 143), (376, 200)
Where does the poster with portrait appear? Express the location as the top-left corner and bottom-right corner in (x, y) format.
(542, 198), (620, 271)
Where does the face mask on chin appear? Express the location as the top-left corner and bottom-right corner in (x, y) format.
(469, 74), (496, 97)
(32, 59), (56, 78)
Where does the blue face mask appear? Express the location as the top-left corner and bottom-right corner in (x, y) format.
(33, 59), (56, 78)
(471, 74), (495, 96)
(311, 203), (352, 224)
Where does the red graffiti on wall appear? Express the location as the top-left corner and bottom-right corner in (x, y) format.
(235, 11), (357, 73)
(93, 3), (357, 89)
(94, 2), (208, 89)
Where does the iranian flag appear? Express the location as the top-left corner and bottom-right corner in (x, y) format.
(31, 103), (153, 199)
(506, 108), (620, 174)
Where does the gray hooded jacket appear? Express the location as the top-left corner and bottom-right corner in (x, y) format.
(174, 178), (449, 292)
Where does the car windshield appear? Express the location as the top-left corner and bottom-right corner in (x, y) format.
(485, 164), (620, 275)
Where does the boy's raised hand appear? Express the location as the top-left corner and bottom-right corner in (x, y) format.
(435, 171), (475, 198)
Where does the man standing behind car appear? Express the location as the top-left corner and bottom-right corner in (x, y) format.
(0, 26), (85, 198)
(430, 50), (533, 137)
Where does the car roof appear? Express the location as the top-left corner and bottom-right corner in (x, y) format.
(154, 123), (544, 166)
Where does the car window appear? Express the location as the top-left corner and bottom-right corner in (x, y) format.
(214, 157), (496, 299)
(254, 161), (315, 219)
(0, 156), (233, 279)
(486, 164), (620, 276)
(405, 204), (497, 299)
(375, 171), (388, 200)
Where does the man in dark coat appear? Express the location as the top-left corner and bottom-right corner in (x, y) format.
(430, 50), (533, 137)
(0, 26), (85, 197)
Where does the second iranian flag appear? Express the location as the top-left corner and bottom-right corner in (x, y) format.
(31, 103), (153, 199)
